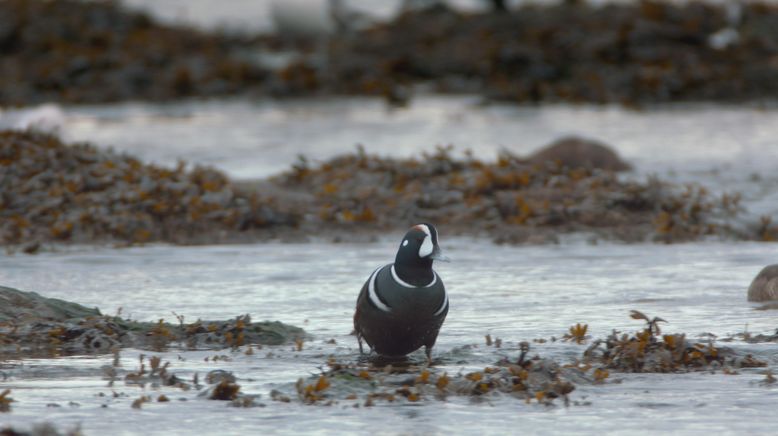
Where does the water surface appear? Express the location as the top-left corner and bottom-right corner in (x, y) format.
(1, 240), (777, 434)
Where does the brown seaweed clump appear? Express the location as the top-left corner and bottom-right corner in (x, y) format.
(0, 0), (268, 105)
(274, 144), (747, 244)
(284, 355), (579, 407)
(1, 130), (766, 249)
(581, 311), (767, 373)
(0, 130), (296, 248)
(0, 389), (12, 412)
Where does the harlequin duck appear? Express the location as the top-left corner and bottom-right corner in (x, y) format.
(353, 223), (449, 362)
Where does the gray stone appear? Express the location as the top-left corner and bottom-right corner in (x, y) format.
(528, 137), (632, 172)
(0, 286), (101, 323)
(748, 264), (778, 302)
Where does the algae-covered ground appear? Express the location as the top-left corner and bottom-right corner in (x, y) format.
(2, 0), (778, 106)
(2, 129), (773, 252)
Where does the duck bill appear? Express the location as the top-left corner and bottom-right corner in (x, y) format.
(430, 246), (450, 262)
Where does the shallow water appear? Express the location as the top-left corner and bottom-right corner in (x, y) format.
(4, 1), (778, 433)
(5, 79), (778, 434)
(59, 97), (778, 177)
(1, 240), (777, 434)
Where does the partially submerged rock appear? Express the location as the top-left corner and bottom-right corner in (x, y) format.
(528, 137), (631, 172)
(0, 286), (305, 357)
(0, 424), (80, 436)
(282, 354), (581, 407)
(0, 285), (100, 322)
(747, 265), (778, 302)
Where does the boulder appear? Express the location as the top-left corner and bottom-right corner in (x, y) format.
(0, 285), (100, 322)
(528, 137), (631, 172)
(748, 264), (778, 302)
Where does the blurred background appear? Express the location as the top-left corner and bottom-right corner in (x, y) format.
(1, 0), (778, 244)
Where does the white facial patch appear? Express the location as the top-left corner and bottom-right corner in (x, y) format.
(416, 224), (433, 258)
(402, 240), (408, 247)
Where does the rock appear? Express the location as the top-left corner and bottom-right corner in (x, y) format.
(281, 354), (581, 406)
(61, 327), (120, 354)
(184, 316), (307, 349)
(747, 265), (778, 302)
(0, 285), (306, 357)
(528, 137), (631, 172)
(205, 370), (236, 385)
(0, 285), (101, 323)
(0, 423), (76, 436)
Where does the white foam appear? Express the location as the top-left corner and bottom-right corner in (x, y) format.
(0, 103), (64, 132)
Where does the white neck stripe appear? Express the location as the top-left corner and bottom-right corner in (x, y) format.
(368, 266), (391, 312)
(433, 292), (448, 317)
(391, 265), (437, 288)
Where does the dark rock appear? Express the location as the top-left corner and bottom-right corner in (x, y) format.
(0, 286), (306, 358)
(528, 137), (632, 172)
(747, 264), (778, 302)
(205, 370), (236, 385)
(0, 285), (100, 323)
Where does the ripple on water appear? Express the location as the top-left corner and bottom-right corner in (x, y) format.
(1, 240), (777, 433)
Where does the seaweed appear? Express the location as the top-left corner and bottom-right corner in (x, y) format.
(582, 311), (767, 373)
(0, 389), (13, 412)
